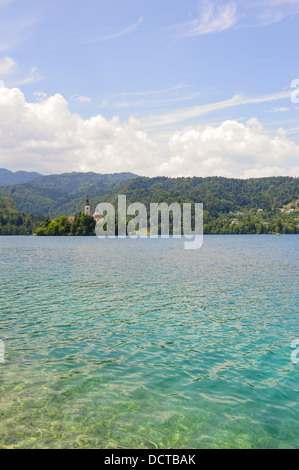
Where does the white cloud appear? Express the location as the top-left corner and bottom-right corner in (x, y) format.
(271, 107), (290, 112)
(0, 86), (158, 175)
(251, 0), (299, 26)
(0, 59), (43, 87)
(170, 1), (237, 37)
(141, 90), (291, 128)
(105, 92), (202, 110)
(7, 66), (43, 87)
(34, 91), (47, 100)
(169, 0), (299, 37)
(243, 166), (291, 178)
(101, 84), (196, 109)
(0, 85), (298, 179)
(77, 96), (92, 103)
(70, 94), (92, 103)
(80, 17), (143, 44)
(159, 118), (299, 177)
(0, 56), (15, 76)
(110, 84), (190, 98)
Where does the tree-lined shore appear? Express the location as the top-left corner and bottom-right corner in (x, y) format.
(0, 173), (298, 235)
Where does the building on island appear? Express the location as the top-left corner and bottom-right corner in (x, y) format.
(93, 212), (103, 221)
(84, 195), (103, 221)
(85, 195), (91, 215)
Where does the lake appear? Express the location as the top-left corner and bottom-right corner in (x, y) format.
(0, 235), (298, 449)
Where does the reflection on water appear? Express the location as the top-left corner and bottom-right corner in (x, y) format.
(0, 235), (298, 448)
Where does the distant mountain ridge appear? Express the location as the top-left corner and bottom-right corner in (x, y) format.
(0, 170), (139, 217)
(31, 171), (138, 193)
(0, 171), (298, 234)
(0, 170), (298, 223)
(0, 169), (42, 186)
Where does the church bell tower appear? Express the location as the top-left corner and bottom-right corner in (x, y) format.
(85, 195), (91, 215)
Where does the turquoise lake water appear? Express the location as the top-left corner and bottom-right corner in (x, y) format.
(0, 235), (298, 449)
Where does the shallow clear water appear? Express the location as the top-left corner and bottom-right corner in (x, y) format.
(0, 235), (298, 449)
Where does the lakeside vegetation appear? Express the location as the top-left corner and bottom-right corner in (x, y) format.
(35, 201), (299, 236)
(35, 213), (96, 236)
(0, 197), (43, 235)
(202, 207), (298, 234)
(0, 174), (298, 235)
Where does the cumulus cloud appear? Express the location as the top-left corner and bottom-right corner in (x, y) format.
(34, 91), (47, 100)
(160, 119), (299, 177)
(0, 86), (158, 175)
(0, 85), (298, 179)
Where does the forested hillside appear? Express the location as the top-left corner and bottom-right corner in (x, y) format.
(0, 172), (138, 217)
(112, 176), (298, 213)
(0, 172), (298, 235)
(0, 197), (43, 235)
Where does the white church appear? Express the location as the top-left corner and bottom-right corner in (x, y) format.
(85, 195), (103, 221)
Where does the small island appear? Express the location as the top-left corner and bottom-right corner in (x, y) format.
(35, 196), (97, 236)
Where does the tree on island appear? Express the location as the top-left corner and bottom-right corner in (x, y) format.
(35, 213), (96, 236)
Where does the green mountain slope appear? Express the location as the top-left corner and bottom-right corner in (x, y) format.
(0, 173), (298, 234)
(112, 176), (299, 213)
(0, 197), (43, 235)
(0, 172), (139, 217)
(93, 176), (299, 234)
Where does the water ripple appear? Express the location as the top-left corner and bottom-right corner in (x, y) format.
(0, 235), (298, 448)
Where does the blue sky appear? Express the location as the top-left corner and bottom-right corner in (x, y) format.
(0, 0), (298, 177)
